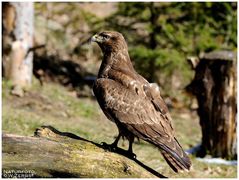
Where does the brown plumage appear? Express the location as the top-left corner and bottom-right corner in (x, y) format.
(92, 31), (191, 172)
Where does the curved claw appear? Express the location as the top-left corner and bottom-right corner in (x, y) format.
(101, 142), (117, 152)
(101, 142), (107, 146)
(101, 142), (137, 159)
(127, 152), (137, 159)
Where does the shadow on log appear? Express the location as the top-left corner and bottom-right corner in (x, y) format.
(2, 126), (166, 178)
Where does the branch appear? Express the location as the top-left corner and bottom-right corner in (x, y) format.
(25, 44), (46, 58)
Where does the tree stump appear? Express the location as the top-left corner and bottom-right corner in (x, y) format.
(2, 126), (165, 178)
(186, 50), (237, 160)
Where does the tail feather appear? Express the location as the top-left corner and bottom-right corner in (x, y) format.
(158, 138), (191, 172)
(161, 149), (190, 172)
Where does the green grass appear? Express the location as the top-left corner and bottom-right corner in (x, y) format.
(2, 78), (237, 178)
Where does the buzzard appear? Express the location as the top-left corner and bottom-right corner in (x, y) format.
(91, 31), (191, 172)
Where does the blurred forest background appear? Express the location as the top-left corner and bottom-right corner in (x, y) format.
(33, 2), (237, 98)
(2, 2), (237, 178)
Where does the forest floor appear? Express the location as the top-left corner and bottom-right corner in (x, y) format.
(2, 78), (237, 178)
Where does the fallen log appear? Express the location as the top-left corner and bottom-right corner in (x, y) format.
(2, 126), (165, 178)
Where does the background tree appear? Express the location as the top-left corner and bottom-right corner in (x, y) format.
(2, 2), (34, 97)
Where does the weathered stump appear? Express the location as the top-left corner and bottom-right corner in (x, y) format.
(2, 126), (165, 178)
(186, 51), (237, 160)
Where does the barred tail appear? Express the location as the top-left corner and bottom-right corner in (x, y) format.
(161, 149), (191, 172)
(159, 138), (191, 172)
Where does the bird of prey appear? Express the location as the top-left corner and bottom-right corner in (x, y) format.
(91, 31), (191, 172)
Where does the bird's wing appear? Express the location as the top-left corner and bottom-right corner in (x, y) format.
(93, 78), (191, 172)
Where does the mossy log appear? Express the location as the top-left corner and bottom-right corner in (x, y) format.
(2, 126), (164, 178)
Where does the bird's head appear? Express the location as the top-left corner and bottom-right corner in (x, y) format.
(91, 31), (128, 53)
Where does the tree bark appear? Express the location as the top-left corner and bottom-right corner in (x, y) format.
(2, 126), (164, 178)
(186, 50), (237, 160)
(2, 2), (34, 97)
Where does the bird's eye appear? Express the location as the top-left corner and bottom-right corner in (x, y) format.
(102, 34), (110, 40)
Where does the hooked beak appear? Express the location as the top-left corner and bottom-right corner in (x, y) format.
(91, 34), (103, 43)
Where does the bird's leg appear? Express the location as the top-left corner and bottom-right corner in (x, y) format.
(101, 133), (121, 152)
(127, 135), (137, 159)
(111, 133), (121, 147)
